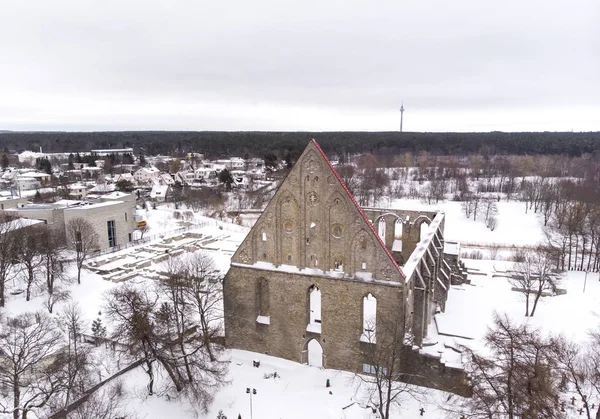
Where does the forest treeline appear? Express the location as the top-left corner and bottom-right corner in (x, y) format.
(2, 131), (600, 159)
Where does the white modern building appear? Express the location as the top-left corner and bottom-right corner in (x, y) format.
(2, 194), (136, 251)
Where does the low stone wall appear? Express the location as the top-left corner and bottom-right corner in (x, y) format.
(401, 347), (471, 397)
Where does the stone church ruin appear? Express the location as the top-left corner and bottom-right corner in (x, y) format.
(223, 140), (469, 395)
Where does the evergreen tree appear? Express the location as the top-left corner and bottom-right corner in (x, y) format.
(218, 169), (234, 191)
(68, 153), (75, 170)
(35, 157), (52, 174)
(216, 410), (227, 419)
(1, 153), (9, 170)
(91, 317), (107, 346)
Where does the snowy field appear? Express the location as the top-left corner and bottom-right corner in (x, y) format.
(2, 202), (598, 419)
(389, 198), (545, 248)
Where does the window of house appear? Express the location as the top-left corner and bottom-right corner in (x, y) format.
(262, 232), (267, 241)
(107, 220), (116, 247)
(125, 212), (128, 221)
(362, 262), (367, 270)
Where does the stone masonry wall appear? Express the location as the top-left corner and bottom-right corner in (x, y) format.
(224, 265), (404, 372)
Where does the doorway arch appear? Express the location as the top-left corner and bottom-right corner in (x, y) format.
(307, 339), (323, 367)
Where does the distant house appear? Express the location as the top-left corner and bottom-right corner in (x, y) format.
(15, 172), (51, 190)
(90, 148), (134, 156)
(0, 195), (27, 210)
(194, 167), (214, 181)
(159, 173), (175, 186)
(214, 157), (245, 170)
(133, 167), (160, 184)
(68, 184), (88, 200)
(89, 182), (116, 194)
(175, 170), (195, 186)
(150, 184), (170, 202)
(115, 173), (134, 184)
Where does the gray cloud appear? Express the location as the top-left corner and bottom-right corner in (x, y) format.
(1, 0), (598, 131)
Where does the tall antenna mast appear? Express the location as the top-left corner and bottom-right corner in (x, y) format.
(399, 102), (405, 132)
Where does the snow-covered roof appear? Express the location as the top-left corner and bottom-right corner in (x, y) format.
(17, 172), (50, 178)
(150, 184), (169, 198)
(0, 218), (44, 232)
(64, 200), (123, 211)
(117, 173), (134, 181)
(402, 212), (445, 283)
(89, 183), (116, 193)
(102, 191), (133, 200)
(444, 241), (460, 256)
(160, 173), (175, 184)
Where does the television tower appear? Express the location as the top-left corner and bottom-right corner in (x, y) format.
(399, 102), (405, 132)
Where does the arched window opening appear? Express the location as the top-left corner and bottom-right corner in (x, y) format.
(393, 218), (403, 252)
(360, 293), (377, 343)
(307, 285), (322, 334)
(378, 218), (386, 240)
(256, 278), (270, 325)
(420, 221), (430, 242)
(307, 339), (323, 367)
(394, 218), (403, 239)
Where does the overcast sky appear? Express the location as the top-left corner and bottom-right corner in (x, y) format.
(1, 0), (599, 132)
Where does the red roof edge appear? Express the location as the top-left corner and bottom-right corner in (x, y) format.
(310, 139), (406, 280)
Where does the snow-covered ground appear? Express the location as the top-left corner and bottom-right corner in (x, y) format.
(2, 202), (598, 419)
(118, 349), (449, 419)
(389, 198), (544, 248)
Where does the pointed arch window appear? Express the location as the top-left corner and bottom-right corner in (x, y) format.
(393, 218), (403, 252)
(256, 278), (270, 325)
(360, 293), (377, 343)
(306, 285), (322, 334)
(378, 218), (386, 240)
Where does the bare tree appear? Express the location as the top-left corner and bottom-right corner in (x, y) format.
(551, 334), (600, 419)
(38, 225), (67, 297)
(508, 247), (562, 317)
(105, 285), (160, 396)
(66, 218), (99, 284)
(105, 283), (228, 414)
(178, 253), (224, 361)
(483, 199), (498, 230)
(68, 381), (132, 419)
(452, 313), (563, 419)
(354, 315), (426, 419)
(58, 302), (91, 411)
(336, 164), (358, 195)
(0, 312), (65, 419)
(0, 214), (20, 307)
(45, 287), (71, 314)
(15, 225), (45, 301)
